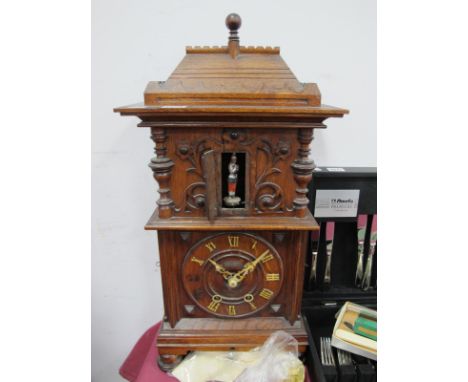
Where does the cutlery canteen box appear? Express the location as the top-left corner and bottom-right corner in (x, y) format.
(301, 166), (377, 382)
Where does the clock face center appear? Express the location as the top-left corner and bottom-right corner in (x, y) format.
(227, 277), (239, 289)
(206, 252), (257, 298)
(217, 254), (244, 289)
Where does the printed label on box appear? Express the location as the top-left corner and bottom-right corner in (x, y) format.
(314, 189), (360, 218)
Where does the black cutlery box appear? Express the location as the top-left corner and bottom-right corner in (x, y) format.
(302, 167), (377, 382)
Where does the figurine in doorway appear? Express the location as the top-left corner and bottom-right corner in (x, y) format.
(224, 153), (241, 207)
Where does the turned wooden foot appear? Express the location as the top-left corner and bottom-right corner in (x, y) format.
(157, 354), (183, 372)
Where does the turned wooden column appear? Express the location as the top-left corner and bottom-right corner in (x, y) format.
(291, 128), (316, 217)
(149, 127), (174, 218)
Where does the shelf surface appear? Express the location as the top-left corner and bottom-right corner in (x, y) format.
(144, 208), (319, 231)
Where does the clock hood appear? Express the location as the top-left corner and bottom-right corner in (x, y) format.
(115, 14), (348, 119)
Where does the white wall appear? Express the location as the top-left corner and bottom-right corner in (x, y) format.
(92, 0), (375, 380)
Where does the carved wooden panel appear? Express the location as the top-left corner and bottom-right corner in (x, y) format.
(159, 230), (307, 327)
(162, 127), (308, 218)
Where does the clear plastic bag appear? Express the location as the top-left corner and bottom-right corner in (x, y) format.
(234, 330), (303, 382)
(170, 330), (304, 382)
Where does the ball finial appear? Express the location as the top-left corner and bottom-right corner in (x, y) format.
(225, 13), (241, 58)
(225, 13), (242, 34)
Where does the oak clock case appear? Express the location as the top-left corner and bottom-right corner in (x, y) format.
(114, 13), (348, 371)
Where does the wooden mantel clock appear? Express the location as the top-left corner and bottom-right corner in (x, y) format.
(115, 13), (348, 371)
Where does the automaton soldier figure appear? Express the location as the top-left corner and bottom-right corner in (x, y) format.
(224, 153), (241, 207)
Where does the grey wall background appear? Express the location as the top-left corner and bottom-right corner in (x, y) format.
(92, 0), (376, 380)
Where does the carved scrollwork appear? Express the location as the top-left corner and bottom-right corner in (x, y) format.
(175, 181), (206, 213)
(175, 132), (294, 215)
(255, 181), (283, 211)
(254, 138), (293, 213)
(175, 137), (222, 213)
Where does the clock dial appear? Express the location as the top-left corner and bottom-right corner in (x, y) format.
(182, 233), (283, 318)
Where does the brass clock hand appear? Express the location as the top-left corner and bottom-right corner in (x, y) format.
(227, 250), (270, 288)
(251, 249), (269, 267)
(208, 259), (234, 280)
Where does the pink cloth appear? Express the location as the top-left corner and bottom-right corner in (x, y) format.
(120, 322), (178, 382)
(120, 321), (312, 381)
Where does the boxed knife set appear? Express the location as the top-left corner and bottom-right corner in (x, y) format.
(301, 167), (377, 382)
(332, 302), (377, 360)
